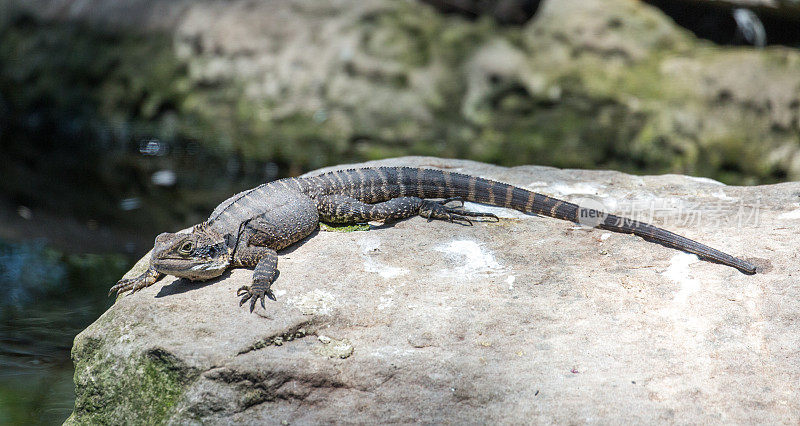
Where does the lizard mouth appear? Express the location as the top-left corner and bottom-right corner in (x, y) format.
(152, 257), (229, 281)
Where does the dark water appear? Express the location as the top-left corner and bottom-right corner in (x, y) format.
(1, 76), (292, 421)
(0, 239), (131, 424)
(0, 129), (288, 425)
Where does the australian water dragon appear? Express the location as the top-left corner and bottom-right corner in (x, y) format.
(110, 166), (756, 311)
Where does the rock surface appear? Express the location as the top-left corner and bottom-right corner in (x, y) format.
(69, 157), (797, 424)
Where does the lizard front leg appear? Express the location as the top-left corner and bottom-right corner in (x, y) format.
(109, 266), (164, 296)
(317, 194), (497, 225)
(229, 210), (317, 312)
(235, 246), (279, 312)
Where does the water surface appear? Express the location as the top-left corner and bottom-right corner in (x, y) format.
(0, 239), (130, 424)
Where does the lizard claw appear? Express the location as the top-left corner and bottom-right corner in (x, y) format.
(109, 267), (162, 297)
(237, 285), (252, 305)
(238, 285), (275, 313)
(109, 277), (135, 296)
(439, 197), (465, 208)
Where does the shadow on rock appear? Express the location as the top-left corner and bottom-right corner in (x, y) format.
(155, 270), (233, 298)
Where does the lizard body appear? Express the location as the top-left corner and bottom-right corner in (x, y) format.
(110, 167), (756, 311)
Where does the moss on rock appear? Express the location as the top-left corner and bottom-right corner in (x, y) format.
(320, 223), (371, 233)
(67, 335), (195, 424)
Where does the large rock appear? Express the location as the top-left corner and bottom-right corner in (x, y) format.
(68, 157), (797, 424)
(5, 0), (800, 184)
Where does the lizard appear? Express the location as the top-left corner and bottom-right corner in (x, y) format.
(109, 166), (757, 312)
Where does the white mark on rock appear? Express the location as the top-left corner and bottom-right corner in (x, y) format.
(370, 346), (415, 359)
(548, 182), (605, 197)
(600, 197), (619, 211)
(662, 253), (700, 294)
(710, 190), (735, 201)
(463, 202), (527, 218)
(741, 283), (766, 352)
(651, 253), (715, 401)
(436, 240), (504, 276)
(358, 236), (408, 279)
(600, 233), (611, 241)
(659, 253), (712, 347)
(778, 208), (800, 220)
(288, 289), (336, 315)
(685, 175), (724, 186)
(377, 296), (393, 310)
(506, 275), (516, 290)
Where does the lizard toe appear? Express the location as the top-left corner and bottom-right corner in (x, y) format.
(238, 285), (272, 312)
(108, 281), (125, 296)
(446, 213), (473, 226)
(238, 287), (253, 307)
(420, 199), (499, 226)
(442, 205), (499, 224)
(109, 277), (136, 296)
(439, 197), (465, 208)
(109, 268), (161, 297)
(247, 290), (269, 313)
(442, 204), (498, 219)
(131, 280), (149, 294)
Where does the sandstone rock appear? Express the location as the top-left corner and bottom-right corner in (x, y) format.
(6, 0), (800, 184)
(68, 157), (798, 424)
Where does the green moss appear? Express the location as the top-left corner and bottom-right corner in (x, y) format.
(320, 223), (371, 233)
(241, 389), (271, 408)
(68, 336), (195, 424)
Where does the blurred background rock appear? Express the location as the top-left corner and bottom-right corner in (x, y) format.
(1, 0), (799, 423)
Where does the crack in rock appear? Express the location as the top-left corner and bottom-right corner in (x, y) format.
(202, 367), (351, 412)
(237, 323), (313, 355)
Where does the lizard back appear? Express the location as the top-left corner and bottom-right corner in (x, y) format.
(299, 167), (755, 274)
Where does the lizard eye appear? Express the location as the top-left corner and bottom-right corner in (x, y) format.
(178, 241), (194, 255)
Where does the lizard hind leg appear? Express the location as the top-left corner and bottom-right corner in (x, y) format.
(316, 194), (498, 225)
(419, 198), (499, 226)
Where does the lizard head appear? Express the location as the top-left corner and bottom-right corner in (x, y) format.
(150, 223), (231, 281)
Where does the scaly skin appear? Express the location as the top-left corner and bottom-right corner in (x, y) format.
(111, 167), (757, 312)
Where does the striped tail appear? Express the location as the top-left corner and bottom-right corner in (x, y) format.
(313, 167), (756, 274)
